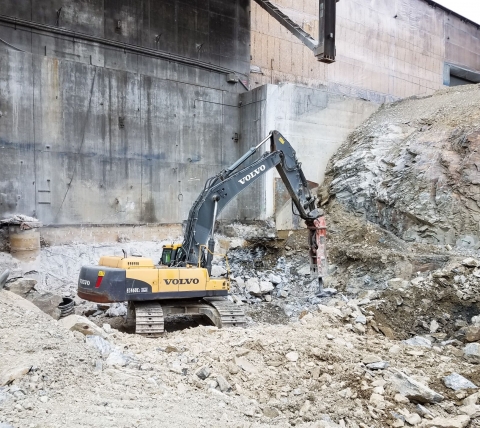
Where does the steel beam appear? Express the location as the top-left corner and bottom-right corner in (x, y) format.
(253, 0), (337, 63)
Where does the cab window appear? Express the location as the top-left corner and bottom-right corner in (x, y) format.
(161, 249), (172, 265)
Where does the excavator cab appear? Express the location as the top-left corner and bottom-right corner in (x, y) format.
(159, 244), (183, 266)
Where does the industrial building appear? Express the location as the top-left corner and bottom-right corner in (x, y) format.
(0, 0), (479, 236)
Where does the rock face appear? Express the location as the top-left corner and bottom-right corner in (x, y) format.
(322, 85), (480, 247)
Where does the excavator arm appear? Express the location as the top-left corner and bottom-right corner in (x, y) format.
(178, 130), (327, 288)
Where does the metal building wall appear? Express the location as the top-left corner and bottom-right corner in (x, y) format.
(0, 0), (250, 225)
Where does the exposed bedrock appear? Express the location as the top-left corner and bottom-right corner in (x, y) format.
(322, 85), (480, 248)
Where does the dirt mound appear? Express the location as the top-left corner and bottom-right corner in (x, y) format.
(321, 84), (480, 248)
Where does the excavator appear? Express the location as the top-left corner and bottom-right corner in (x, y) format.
(77, 131), (327, 336)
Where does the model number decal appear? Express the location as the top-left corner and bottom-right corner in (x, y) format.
(238, 164), (266, 185)
(164, 278), (200, 285)
(79, 279), (90, 286)
(127, 287), (149, 294)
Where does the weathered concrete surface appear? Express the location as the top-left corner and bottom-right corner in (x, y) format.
(238, 84), (378, 226)
(251, 0), (480, 99)
(40, 224), (183, 246)
(0, 0), (250, 225)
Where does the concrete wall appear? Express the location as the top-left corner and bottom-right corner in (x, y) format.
(250, 0), (480, 101)
(0, 0), (250, 225)
(244, 0), (480, 228)
(238, 83), (377, 225)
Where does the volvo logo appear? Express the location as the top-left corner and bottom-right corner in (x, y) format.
(238, 164), (266, 185)
(164, 278), (200, 285)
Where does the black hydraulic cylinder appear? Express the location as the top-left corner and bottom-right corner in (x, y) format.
(205, 238), (215, 276)
(224, 147), (257, 178)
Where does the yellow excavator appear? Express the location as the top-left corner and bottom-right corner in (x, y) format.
(78, 131), (327, 336)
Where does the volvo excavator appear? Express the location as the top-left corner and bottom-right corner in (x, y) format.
(78, 131), (327, 336)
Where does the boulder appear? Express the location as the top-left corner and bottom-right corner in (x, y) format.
(405, 413), (421, 426)
(423, 415), (470, 428)
(0, 269), (9, 290)
(286, 352), (299, 362)
(465, 326), (480, 342)
(403, 336), (432, 348)
(268, 274), (282, 285)
(105, 350), (130, 367)
(58, 315), (105, 337)
(234, 357), (258, 373)
(415, 404), (433, 417)
(26, 291), (62, 319)
(211, 265), (227, 277)
(317, 305), (343, 318)
(196, 367), (211, 380)
(296, 264), (311, 276)
(463, 343), (480, 364)
(458, 404), (480, 418)
(259, 281), (274, 294)
(410, 277), (425, 286)
(463, 392), (479, 406)
(388, 278), (409, 289)
(263, 406), (280, 418)
(105, 303), (127, 317)
(443, 373), (478, 391)
(390, 369), (444, 404)
(245, 278), (261, 295)
(216, 375), (231, 392)
(85, 335), (114, 357)
(366, 361), (389, 370)
(355, 315), (367, 325)
(317, 287), (338, 297)
(362, 355), (382, 364)
(369, 393), (385, 409)
(462, 258), (480, 268)
(4, 278), (36, 297)
(233, 277), (245, 288)
(0, 364), (31, 386)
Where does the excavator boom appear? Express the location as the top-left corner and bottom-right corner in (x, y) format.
(179, 130), (327, 285)
(78, 130), (327, 336)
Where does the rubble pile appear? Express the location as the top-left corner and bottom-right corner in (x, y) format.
(2, 285), (480, 428)
(371, 257), (480, 342)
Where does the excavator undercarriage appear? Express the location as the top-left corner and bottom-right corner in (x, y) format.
(129, 298), (247, 337)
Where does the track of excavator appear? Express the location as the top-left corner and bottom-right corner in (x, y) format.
(130, 298), (246, 337)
